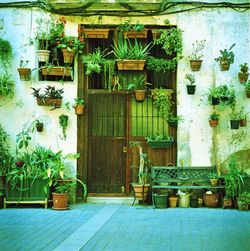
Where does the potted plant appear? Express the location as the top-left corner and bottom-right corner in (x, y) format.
(209, 111), (219, 127)
(237, 191), (249, 210)
(0, 37), (12, 70)
(59, 114), (69, 140)
(189, 39), (206, 71)
(73, 97), (85, 115)
(229, 110), (241, 130)
(203, 191), (219, 208)
(223, 157), (244, 208)
(57, 36), (85, 64)
(119, 20), (147, 38)
(214, 44), (235, 71)
(145, 131), (174, 149)
(207, 85), (236, 107)
(31, 85), (64, 108)
(35, 18), (51, 62)
(208, 171), (220, 186)
(151, 88), (173, 121)
(153, 27), (183, 61)
(168, 194), (179, 208)
(127, 74), (149, 101)
(239, 106), (248, 127)
(17, 60), (31, 81)
(0, 74), (15, 98)
(129, 141), (150, 203)
(35, 120), (44, 132)
(185, 73), (196, 95)
(244, 80), (250, 98)
(52, 182), (71, 210)
(238, 63), (249, 83)
(112, 35), (151, 70)
(178, 190), (191, 208)
(167, 113), (184, 127)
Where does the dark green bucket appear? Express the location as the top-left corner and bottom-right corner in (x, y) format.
(154, 194), (168, 208)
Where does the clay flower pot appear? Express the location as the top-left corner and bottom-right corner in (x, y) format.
(189, 60), (202, 71)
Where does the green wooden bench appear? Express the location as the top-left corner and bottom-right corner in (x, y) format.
(151, 166), (223, 207)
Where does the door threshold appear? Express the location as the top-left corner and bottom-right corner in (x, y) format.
(87, 196), (134, 205)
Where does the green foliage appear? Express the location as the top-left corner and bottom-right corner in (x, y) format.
(146, 56), (177, 72)
(16, 130), (32, 150)
(118, 20), (145, 32)
(145, 131), (173, 142)
(152, 88), (173, 121)
(185, 74), (195, 85)
(0, 124), (12, 176)
(153, 27), (183, 59)
(167, 113), (184, 124)
(0, 37), (12, 69)
(127, 74), (147, 90)
(73, 97), (84, 106)
(0, 74), (15, 98)
(224, 156), (244, 198)
(209, 111), (219, 120)
(31, 85), (64, 99)
(245, 80), (250, 92)
(112, 35), (151, 60)
(214, 44), (235, 64)
(82, 48), (109, 75)
(240, 63), (248, 73)
(59, 114), (69, 140)
(57, 36), (84, 52)
(19, 60), (29, 68)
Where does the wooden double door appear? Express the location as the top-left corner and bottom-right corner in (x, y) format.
(87, 93), (176, 195)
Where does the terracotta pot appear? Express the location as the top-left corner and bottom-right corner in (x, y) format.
(52, 192), (69, 210)
(168, 196), (178, 208)
(116, 59), (145, 71)
(83, 28), (110, 39)
(238, 72), (249, 83)
(62, 49), (75, 64)
(189, 60), (202, 71)
(209, 119), (218, 127)
(75, 104), (85, 115)
(219, 60), (230, 71)
(240, 118), (247, 127)
(37, 50), (51, 62)
(17, 68), (31, 81)
(132, 183), (150, 201)
(134, 90), (146, 102)
(203, 193), (219, 208)
(124, 29), (148, 39)
(36, 97), (62, 108)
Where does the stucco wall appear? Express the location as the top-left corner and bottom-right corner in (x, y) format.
(0, 6), (249, 175)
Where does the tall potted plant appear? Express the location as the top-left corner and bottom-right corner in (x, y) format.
(214, 44), (235, 71)
(129, 141), (150, 204)
(189, 40), (206, 71)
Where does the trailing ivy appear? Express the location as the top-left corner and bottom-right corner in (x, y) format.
(0, 37), (12, 70)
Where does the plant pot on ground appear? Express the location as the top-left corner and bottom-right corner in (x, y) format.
(214, 44), (235, 71)
(185, 74), (196, 95)
(189, 40), (206, 71)
(178, 192), (190, 208)
(203, 191), (219, 208)
(52, 182), (71, 210)
(129, 141), (150, 203)
(153, 193), (168, 208)
(168, 195), (178, 208)
(238, 63), (249, 83)
(237, 192), (249, 210)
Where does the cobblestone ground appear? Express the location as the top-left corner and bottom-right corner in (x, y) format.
(0, 204), (249, 251)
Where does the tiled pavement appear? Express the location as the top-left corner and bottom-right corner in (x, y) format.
(0, 204), (250, 251)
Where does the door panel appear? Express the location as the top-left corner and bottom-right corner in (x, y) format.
(88, 94), (127, 193)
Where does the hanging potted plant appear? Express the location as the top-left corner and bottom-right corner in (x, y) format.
(145, 132), (174, 149)
(189, 39), (206, 71)
(214, 44), (235, 71)
(127, 74), (150, 102)
(238, 63), (249, 83)
(119, 20), (148, 38)
(209, 111), (219, 127)
(129, 141), (150, 203)
(167, 113), (184, 127)
(35, 18), (51, 62)
(73, 97), (85, 115)
(112, 34), (151, 71)
(239, 107), (248, 127)
(185, 73), (196, 95)
(229, 110), (240, 130)
(17, 60), (31, 81)
(34, 120), (44, 132)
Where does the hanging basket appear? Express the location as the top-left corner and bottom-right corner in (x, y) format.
(41, 66), (72, 77)
(134, 90), (146, 102)
(36, 97), (62, 108)
(147, 137), (174, 149)
(62, 49), (75, 64)
(219, 59), (230, 71)
(74, 104), (85, 115)
(238, 72), (249, 83)
(189, 60), (202, 71)
(209, 119), (219, 127)
(123, 29), (148, 39)
(83, 28), (110, 39)
(116, 59), (146, 71)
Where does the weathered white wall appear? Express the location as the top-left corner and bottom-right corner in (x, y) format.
(0, 6), (249, 174)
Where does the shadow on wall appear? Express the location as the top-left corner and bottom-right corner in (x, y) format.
(221, 149), (250, 175)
